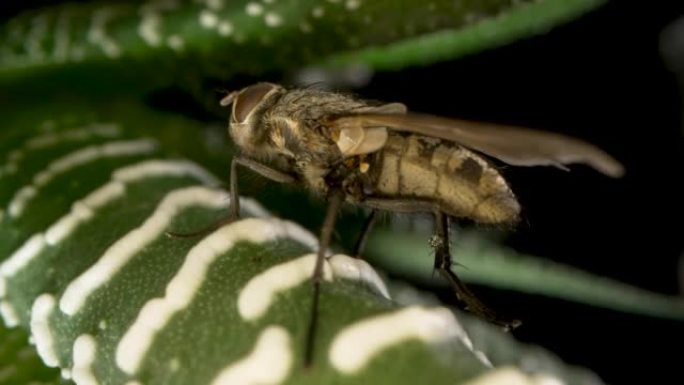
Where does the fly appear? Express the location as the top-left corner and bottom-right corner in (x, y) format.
(213, 82), (624, 365)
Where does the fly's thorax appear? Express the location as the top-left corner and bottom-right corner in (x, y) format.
(256, 88), (369, 193)
(370, 133), (520, 224)
(276, 90), (367, 152)
(270, 88), (371, 121)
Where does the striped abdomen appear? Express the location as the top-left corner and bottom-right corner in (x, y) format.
(371, 134), (520, 224)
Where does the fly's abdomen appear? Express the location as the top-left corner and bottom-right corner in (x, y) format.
(372, 134), (520, 224)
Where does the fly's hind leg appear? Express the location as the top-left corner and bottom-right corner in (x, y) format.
(360, 197), (520, 331)
(166, 155), (297, 239)
(352, 209), (378, 258)
(433, 211), (521, 331)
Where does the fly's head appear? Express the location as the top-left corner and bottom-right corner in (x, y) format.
(220, 82), (284, 156)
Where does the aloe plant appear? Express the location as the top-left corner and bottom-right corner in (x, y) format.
(1, 1), (682, 385)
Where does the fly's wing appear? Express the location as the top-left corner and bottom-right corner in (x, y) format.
(331, 112), (625, 178)
(331, 103), (407, 157)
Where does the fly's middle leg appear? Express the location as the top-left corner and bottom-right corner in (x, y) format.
(305, 187), (346, 367)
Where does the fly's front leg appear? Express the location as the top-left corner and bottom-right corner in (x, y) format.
(433, 211), (521, 331)
(229, 155), (297, 218)
(305, 187), (346, 367)
(166, 155), (296, 239)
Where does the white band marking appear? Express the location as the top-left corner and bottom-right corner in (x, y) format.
(116, 218), (316, 374)
(462, 366), (566, 385)
(60, 186), (264, 316)
(112, 159), (218, 185)
(61, 368), (72, 380)
(328, 254), (390, 299)
(88, 8), (121, 58)
(238, 253), (390, 322)
(8, 139), (158, 217)
(0, 159), (218, 285)
(210, 326), (292, 385)
(238, 254), (332, 321)
(139, 13), (162, 46)
(1, 124), (120, 177)
(72, 334), (100, 385)
(0, 300), (19, 327)
(1, 160), (226, 335)
(30, 294), (59, 367)
(138, 0), (179, 47)
(1, 234), (46, 277)
(329, 306), (476, 374)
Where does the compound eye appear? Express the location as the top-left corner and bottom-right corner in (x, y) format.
(232, 83), (277, 123)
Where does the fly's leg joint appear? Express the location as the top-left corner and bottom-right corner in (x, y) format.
(429, 234), (446, 253)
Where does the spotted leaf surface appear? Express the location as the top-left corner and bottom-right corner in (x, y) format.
(0, 105), (610, 385)
(0, 0), (605, 83)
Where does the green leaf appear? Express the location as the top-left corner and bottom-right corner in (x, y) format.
(0, 103), (605, 385)
(366, 229), (684, 320)
(0, 323), (64, 385)
(321, 0), (607, 70)
(0, 0), (606, 87)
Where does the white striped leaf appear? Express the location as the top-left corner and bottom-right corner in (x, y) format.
(0, 116), (606, 385)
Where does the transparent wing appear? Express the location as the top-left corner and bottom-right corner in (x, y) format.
(331, 112), (625, 177)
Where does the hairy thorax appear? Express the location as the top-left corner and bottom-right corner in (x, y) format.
(261, 89), (374, 194)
